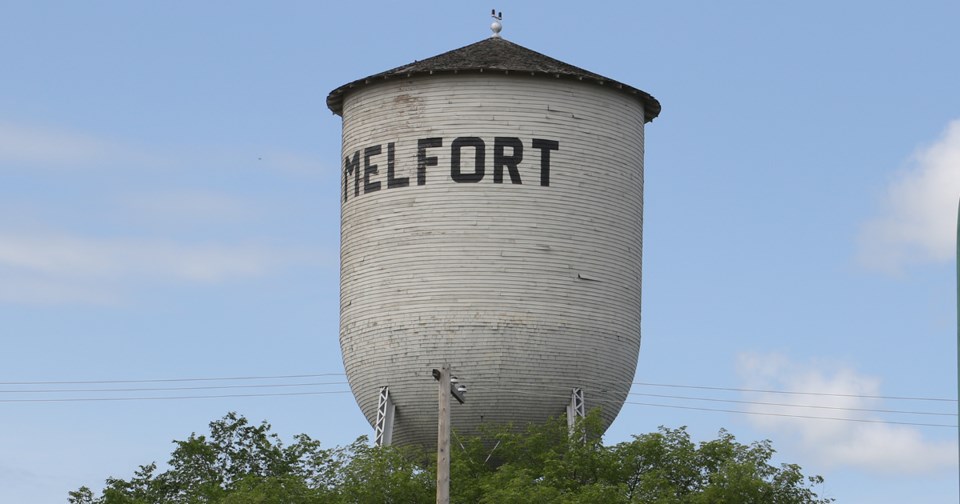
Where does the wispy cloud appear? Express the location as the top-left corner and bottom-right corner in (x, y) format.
(0, 233), (329, 305)
(120, 190), (254, 224)
(0, 275), (119, 306)
(0, 121), (130, 169)
(0, 120), (332, 305)
(736, 353), (957, 474)
(0, 233), (278, 281)
(0, 120), (327, 178)
(859, 119), (960, 273)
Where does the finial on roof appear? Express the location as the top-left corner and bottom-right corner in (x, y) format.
(490, 9), (502, 38)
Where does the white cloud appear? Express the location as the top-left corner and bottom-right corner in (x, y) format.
(0, 275), (119, 306)
(0, 120), (334, 305)
(0, 232), (329, 305)
(0, 120), (325, 178)
(0, 121), (127, 168)
(0, 233), (271, 282)
(859, 119), (960, 272)
(120, 190), (253, 224)
(736, 353), (957, 474)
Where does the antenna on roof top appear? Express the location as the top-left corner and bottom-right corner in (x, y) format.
(490, 9), (503, 38)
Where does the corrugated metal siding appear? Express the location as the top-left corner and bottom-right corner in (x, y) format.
(339, 74), (645, 448)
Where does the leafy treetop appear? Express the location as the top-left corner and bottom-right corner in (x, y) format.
(70, 411), (832, 503)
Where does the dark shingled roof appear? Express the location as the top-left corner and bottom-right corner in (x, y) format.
(326, 37), (661, 122)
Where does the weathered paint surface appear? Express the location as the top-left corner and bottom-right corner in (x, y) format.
(339, 74), (645, 448)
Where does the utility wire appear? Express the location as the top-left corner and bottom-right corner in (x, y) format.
(0, 381), (348, 394)
(507, 383), (956, 417)
(633, 381), (958, 403)
(0, 391), (353, 403)
(1, 372), (955, 425)
(628, 392), (958, 417)
(625, 401), (958, 429)
(473, 379), (956, 405)
(0, 373), (345, 386)
(4, 384), (952, 420)
(1, 378), (955, 430)
(502, 387), (956, 427)
(0, 373), (951, 404)
(4, 388), (953, 429)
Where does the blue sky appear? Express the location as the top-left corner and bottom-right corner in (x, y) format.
(1, 2), (958, 502)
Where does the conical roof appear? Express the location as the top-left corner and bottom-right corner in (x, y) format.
(326, 37), (660, 122)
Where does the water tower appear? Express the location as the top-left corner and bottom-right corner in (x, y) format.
(327, 20), (660, 449)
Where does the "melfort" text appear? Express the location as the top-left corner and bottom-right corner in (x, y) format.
(344, 136), (560, 201)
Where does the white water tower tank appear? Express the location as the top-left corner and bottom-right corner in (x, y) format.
(327, 33), (660, 449)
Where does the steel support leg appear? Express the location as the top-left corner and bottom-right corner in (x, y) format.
(566, 387), (585, 441)
(374, 386), (395, 447)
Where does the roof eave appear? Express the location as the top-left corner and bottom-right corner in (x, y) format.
(326, 69), (660, 122)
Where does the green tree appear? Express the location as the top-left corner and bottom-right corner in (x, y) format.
(72, 411), (832, 504)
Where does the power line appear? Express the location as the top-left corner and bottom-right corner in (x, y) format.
(509, 383), (956, 417)
(0, 373), (950, 404)
(628, 392), (958, 417)
(0, 381), (348, 394)
(8, 390), (952, 429)
(625, 401), (958, 429)
(633, 381), (958, 403)
(0, 390), (353, 403)
(503, 380), (956, 405)
(1, 378), (954, 430)
(0, 373), (345, 386)
(1, 372), (954, 426)
(509, 390), (957, 428)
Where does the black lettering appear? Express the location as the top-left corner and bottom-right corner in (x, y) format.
(417, 137), (442, 186)
(531, 139), (559, 187)
(493, 137), (523, 184)
(451, 137), (485, 183)
(363, 145), (382, 194)
(343, 150), (360, 201)
(386, 142), (408, 189)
